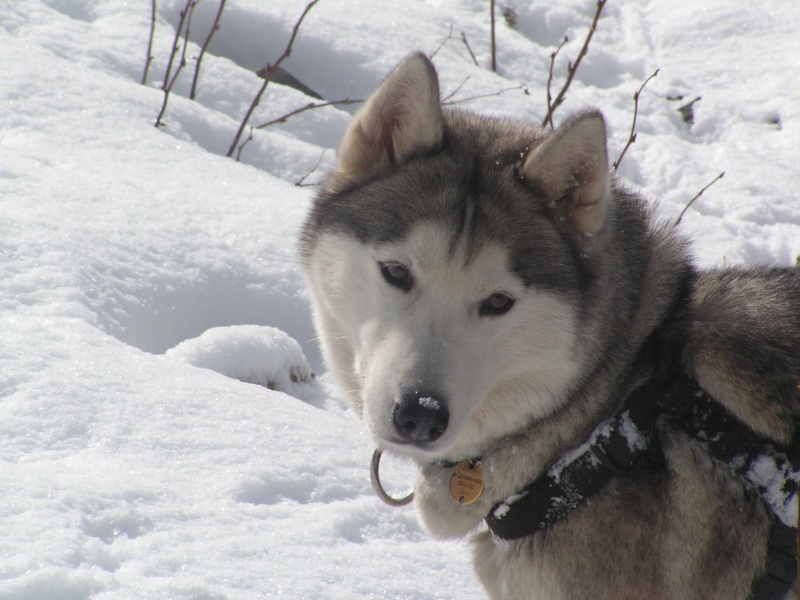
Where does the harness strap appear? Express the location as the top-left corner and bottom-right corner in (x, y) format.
(484, 369), (798, 599)
(660, 372), (800, 528)
(486, 379), (662, 539)
(751, 521), (796, 600)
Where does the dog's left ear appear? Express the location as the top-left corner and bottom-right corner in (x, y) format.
(332, 53), (445, 186)
(521, 110), (610, 235)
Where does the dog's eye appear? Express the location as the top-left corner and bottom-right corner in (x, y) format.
(380, 262), (414, 291)
(480, 292), (515, 317)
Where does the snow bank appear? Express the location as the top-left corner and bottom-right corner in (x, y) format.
(166, 325), (325, 406)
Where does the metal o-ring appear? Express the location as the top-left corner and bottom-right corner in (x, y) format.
(370, 449), (414, 507)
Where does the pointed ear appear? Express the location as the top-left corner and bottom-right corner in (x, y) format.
(521, 110), (610, 235)
(333, 53), (445, 185)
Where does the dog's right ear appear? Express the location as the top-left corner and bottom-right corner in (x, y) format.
(521, 110), (610, 236)
(331, 53), (444, 187)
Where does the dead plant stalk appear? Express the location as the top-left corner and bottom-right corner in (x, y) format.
(190, 0), (227, 100)
(675, 172), (725, 226)
(227, 0), (321, 159)
(141, 0), (157, 85)
(154, 0), (198, 128)
(613, 69), (659, 171)
(542, 0), (607, 128)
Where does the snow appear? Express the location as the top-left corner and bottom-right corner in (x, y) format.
(746, 453), (800, 528)
(1, 0), (799, 597)
(418, 397), (440, 411)
(165, 325), (327, 407)
(492, 491), (529, 521)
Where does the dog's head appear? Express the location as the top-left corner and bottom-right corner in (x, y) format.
(300, 53), (613, 461)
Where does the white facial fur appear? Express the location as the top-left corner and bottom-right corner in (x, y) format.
(305, 222), (583, 461)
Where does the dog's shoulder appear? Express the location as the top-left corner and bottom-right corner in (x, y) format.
(685, 266), (800, 444)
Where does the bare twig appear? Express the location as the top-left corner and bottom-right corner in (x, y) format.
(461, 33), (479, 66)
(613, 69), (659, 171)
(441, 76), (471, 103)
(674, 172), (725, 226)
(253, 97), (362, 130)
(190, 0), (226, 100)
(541, 0), (606, 128)
(154, 0), (197, 128)
(173, 1), (196, 86)
(296, 148), (330, 186)
(490, 0), (497, 72)
(430, 24), (454, 60)
(443, 82), (529, 106)
(161, 0), (190, 91)
(141, 0), (157, 85)
(430, 26), (478, 66)
(227, 0), (321, 158)
(545, 36), (568, 129)
(235, 127), (254, 162)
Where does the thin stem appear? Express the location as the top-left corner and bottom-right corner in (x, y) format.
(141, 0), (157, 85)
(490, 0), (496, 72)
(443, 82), (529, 106)
(541, 0), (606, 127)
(675, 172), (725, 226)
(430, 24), (454, 60)
(190, 0), (226, 100)
(296, 148), (330, 186)
(441, 76), (471, 103)
(613, 69), (659, 171)
(545, 36), (568, 129)
(253, 97), (362, 130)
(461, 32), (479, 66)
(227, 0), (321, 158)
(154, 0), (197, 128)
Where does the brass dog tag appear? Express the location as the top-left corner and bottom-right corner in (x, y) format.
(449, 460), (484, 505)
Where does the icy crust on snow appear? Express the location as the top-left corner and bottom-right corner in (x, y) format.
(746, 454), (800, 527)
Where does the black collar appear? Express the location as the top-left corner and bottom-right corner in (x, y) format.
(484, 368), (798, 598)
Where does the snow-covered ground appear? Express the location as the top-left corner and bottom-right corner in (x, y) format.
(1, 0), (798, 598)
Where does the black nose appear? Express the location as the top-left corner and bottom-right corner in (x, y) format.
(392, 392), (449, 444)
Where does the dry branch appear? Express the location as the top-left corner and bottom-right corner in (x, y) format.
(541, 0), (606, 128)
(430, 26), (478, 66)
(430, 24), (454, 60)
(613, 69), (659, 171)
(296, 148), (330, 186)
(443, 81), (529, 106)
(226, 0), (321, 158)
(235, 127), (254, 161)
(142, 0), (157, 85)
(461, 33), (479, 66)
(544, 36), (568, 129)
(490, 0), (497, 72)
(253, 97), (362, 130)
(441, 76), (471, 103)
(674, 172), (725, 226)
(190, 0), (226, 100)
(154, 0), (197, 128)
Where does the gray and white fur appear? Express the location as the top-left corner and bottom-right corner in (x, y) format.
(300, 53), (800, 599)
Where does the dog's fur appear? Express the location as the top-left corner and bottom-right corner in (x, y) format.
(300, 53), (800, 599)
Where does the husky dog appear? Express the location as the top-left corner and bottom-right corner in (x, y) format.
(300, 53), (800, 599)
